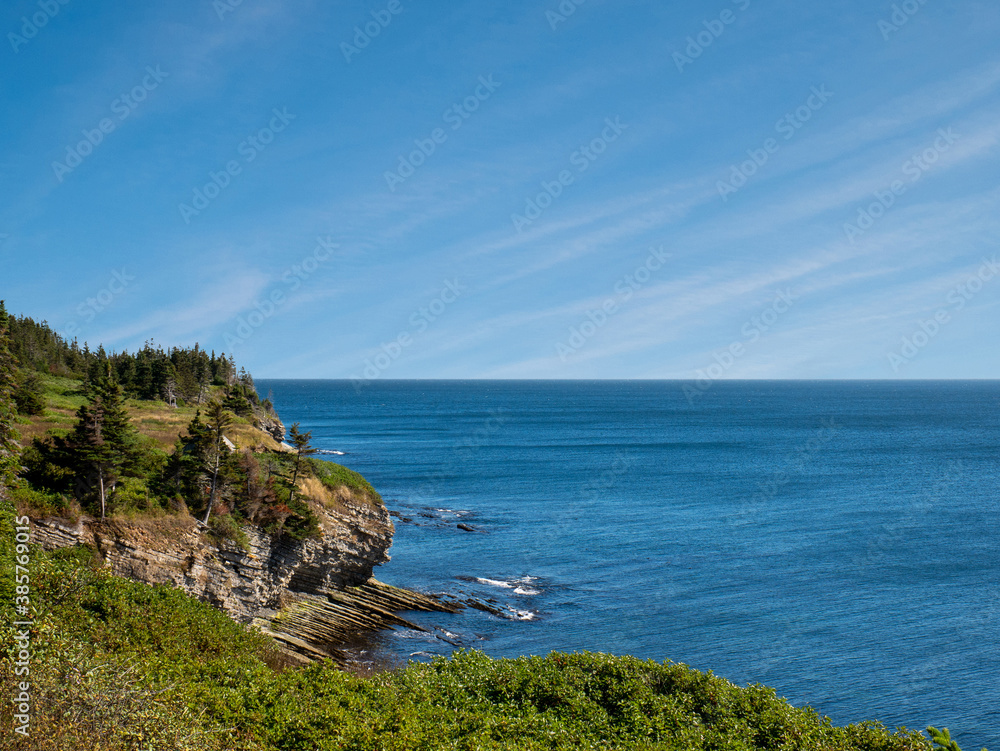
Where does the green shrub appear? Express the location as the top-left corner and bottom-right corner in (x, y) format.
(207, 513), (250, 550)
(8, 481), (72, 517)
(113, 476), (161, 515)
(308, 457), (382, 502)
(280, 496), (321, 540)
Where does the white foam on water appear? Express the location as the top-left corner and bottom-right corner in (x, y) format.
(476, 577), (514, 589)
(507, 608), (538, 621)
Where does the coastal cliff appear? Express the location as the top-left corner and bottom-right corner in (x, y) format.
(30, 488), (459, 661)
(32, 494), (392, 622)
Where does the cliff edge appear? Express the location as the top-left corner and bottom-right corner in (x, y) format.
(30, 484), (460, 662)
(32, 492), (392, 623)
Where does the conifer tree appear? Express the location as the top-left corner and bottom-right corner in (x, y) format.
(69, 399), (115, 519)
(201, 400), (234, 525)
(286, 423), (317, 506)
(68, 379), (142, 519)
(170, 410), (210, 502)
(13, 370), (45, 415)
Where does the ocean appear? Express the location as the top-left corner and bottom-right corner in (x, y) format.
(256, 379), (999, 748)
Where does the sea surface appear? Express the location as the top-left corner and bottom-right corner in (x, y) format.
(257, 380), (999, 747)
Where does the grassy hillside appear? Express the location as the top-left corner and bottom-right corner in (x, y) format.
(9, 371), (383, 542)
(15, 374), (286, 453)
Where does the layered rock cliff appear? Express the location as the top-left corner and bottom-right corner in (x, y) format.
(31, 491), (461, 661)
(33, 495), (391, 622)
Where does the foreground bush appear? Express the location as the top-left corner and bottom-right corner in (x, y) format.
(251, 651), (932, 751)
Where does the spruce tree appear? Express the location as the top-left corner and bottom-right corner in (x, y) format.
(201, 400), (234, 525)
(69, 399), (116, 519)
(287, 423), (317, 506)
(13, 370), (45, 415)
(68, 379), (142, 519)
(171, 410), (210, 502)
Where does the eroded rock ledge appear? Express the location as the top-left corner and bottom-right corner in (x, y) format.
(30, 497), (460, 662)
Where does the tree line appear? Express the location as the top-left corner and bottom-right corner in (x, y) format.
(4, 304), (264, 414)
(0, 300), (320, 541)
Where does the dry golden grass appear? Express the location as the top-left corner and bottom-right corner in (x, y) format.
(17, 409), (76, 443)
(230, 423), (288, 453)
(299, 476), (336, 506)
(132, 411), (196, 449)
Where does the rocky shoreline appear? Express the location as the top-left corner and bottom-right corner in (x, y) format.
(29, 495), (463, 665)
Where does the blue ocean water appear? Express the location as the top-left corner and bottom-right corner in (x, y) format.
(257, 380), (999, 748)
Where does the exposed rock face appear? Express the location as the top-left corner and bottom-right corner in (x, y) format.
(254, 410), (286, 442)
(31, 498), (393, 625)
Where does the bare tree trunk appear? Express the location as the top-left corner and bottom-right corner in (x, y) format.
(203, 452), (221, 525)
(288, 455), (301, 506)
(98, 469), (106, 520)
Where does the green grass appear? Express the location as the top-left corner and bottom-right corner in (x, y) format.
(38, 373), (89, 411)
(17, 377), (285, 454)
(308, 457), (383, 503)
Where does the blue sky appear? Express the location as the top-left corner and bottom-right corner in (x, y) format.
(1, 0), (998, 379)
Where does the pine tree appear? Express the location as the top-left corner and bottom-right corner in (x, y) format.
(286, 423), (317, 506)
(69, 399), (116, 519)
(67, 379), (142, 519)
(13, 369), (45, 415)
(201, 400), (234, 525)
(171, 410), (210, 503)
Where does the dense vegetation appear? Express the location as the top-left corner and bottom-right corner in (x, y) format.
(1, 301), (328, 540)
(0, 302), (985, 750)
(5, 308), (254, 407)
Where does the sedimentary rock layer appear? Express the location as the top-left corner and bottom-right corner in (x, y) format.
(30, 498), (460, 659)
